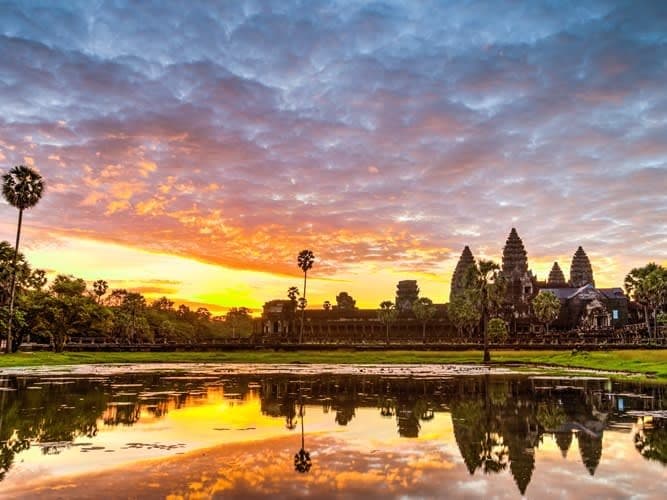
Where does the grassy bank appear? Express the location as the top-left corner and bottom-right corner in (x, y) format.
(1, 349), (666, 379)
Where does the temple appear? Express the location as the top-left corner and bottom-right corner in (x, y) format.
(492, 228), (627, 330)
(259, 227), (629, 343)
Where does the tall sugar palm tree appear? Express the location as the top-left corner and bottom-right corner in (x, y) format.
(2, 165), (45, 353)
(297, 249), (315, 344)
(466, 259), (502, 363)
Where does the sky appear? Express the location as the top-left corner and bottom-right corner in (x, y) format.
(0, 0), (665, 314)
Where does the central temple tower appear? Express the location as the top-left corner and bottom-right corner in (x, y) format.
(500, 228), (537, 314)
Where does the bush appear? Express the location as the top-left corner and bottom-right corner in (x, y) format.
(487, 318), (508, 343)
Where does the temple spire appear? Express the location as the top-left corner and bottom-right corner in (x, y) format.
(450, 246), (475, 300)
(548, 262), (566, 286)
(570, 246), (595, 287)
(501, 227), (528, 277)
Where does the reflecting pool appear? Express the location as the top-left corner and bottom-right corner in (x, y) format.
(0, 364), (666, 498)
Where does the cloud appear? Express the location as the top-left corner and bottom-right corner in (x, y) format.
(0, 0), (664, 302)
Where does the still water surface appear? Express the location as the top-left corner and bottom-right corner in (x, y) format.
(0, 364), (666, 498)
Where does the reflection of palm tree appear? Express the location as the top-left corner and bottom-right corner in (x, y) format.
(2, 165), (45, 353)
(294, 398), (312, 473)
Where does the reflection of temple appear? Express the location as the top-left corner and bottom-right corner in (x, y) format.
(2, 372), (666, 490)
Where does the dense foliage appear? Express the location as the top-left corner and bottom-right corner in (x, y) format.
(0, 243), (253, 351)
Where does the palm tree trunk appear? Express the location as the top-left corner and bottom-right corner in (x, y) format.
(6, 209), (23, 354)
(422, 322), (426, 344)
(300, 402), (305, 450)
(482, 291), (490, 363)
(300, 271), (307, 344)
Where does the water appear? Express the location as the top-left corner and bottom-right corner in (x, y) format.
(0, 364), (665, 498)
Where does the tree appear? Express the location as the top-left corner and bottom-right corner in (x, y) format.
(92, 280), (108, 304)
(33, 275), (92, 352)
(532, 291), (560, 333)
(225, 307), (252, 338)
(287, 286), (300, 303)
(335, 291), (356, 311)
(644, 266), (667, 336)
(413, 297), (436, 343)
(465, 260), (503, 363)
(625, 263), (667, 339)
(378, 300), (398, 344)
(114, 292), (149, 343)
(487, 318), (508, 343)
(448, 292), (481, 341)
(151, 296), (175, 311)
(297, 250), (315, 344)
(2, 165), (45, 353)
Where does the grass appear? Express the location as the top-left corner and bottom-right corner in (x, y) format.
(1, 349), (666, 380)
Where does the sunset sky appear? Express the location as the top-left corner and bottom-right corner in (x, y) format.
(0, 1), (665, 314)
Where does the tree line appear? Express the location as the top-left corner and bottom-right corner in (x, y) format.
(0, 242), (253, 352)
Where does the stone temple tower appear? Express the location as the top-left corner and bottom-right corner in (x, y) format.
(501, 228), (529, 277)
(396, 280), (419, 312)
(570, 246), (595, 287)
(501, 228), (536, 311)
(547, 262), (567, 286)
(450, 246), (476, 300)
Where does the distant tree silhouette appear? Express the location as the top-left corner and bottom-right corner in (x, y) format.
(335, 291), (356, 311)
(2, 165), (45, 353)
(92, 280), (108, 304)
(412, 297), (436, 343)
(378, 300), (398, 344)
(297, 250), (315, 343)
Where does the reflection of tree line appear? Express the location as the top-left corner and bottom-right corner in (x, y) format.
(0, 375), (211, 481)
(1, 374), (667, 486)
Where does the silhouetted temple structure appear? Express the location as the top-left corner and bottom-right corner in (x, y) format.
(547, 262), (566, 286)
(395, 280), (419, 312)
(258, 227), (630, 344)
(450, 246), (475, 300)
(455, 228), (628, 331)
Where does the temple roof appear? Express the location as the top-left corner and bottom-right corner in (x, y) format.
(501, 227), (529, 277)
(539, 285), (625, 301)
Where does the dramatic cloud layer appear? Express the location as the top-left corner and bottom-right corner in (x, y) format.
(0, 0), (665, 308)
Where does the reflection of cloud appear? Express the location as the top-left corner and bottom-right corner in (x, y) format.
(7, 430), (667, 499)
(0, 1), (665, 305)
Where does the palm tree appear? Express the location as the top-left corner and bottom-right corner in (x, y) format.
(92, 280), (108, 304)
(532, 291), (560, 334)
(378, 300), (398, 344)
(413, 297), (436, 343)
(466, 259), (502, 363)
(297, 250), (315, 344)
(625, 263), (666, 339)
(2, 165), (45, 353)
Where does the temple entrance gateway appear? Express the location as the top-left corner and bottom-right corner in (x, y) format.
(582, 299), (610, 329)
